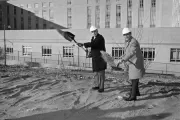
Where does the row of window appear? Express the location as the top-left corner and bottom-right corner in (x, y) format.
(112, 47), (180, 62)
(6, 46), (74, 57)
(5, 46), (180, 62)
(0, 0), (156, 29)
(19, 2), (53, 9)
(86, 0), (156, 29)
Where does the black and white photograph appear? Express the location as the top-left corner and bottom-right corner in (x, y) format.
(0, 0), (180, 120)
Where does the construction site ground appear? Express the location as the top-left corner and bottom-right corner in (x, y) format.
(0, 65), (180, 120)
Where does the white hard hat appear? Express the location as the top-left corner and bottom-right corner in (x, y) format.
(122, 28), (131, 35)
(90, 26), (97, 32)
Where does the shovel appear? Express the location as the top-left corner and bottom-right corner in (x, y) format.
(57, 29), (86, 52)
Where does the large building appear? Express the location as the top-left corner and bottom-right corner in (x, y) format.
(0, 0), (174, 30)
(0, 0), (180, 75)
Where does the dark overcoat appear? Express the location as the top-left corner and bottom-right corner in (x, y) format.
(84, 34), (107, 72)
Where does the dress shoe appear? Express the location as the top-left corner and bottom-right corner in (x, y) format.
(123, 96), (137, 101)
(92, 87), (99, 90)
(137, 91), (140, 96)
(98, 89), (104, 93)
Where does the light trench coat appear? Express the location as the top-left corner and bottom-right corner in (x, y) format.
(122, 37), (145, 80)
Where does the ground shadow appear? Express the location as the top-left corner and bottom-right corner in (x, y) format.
(137, 81), (180, 101)
(104, 79), (180, 101)
(5, 104), (156, 120)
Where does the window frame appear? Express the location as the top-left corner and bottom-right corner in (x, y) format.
(63, 46), (74, 58)
(22, 46), (32, 56)
(141, 47), (155, 61)
(112, 47), (125, 60)
(42, 46), (52, 57)
(6, 47), (13, 54)
(170, 48), (180, 62)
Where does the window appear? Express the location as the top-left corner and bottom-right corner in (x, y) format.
(28, 11), (31, 15)
(151, 0), (156, 7)
(138, 0), (144, 27)
(27, 4), (32, 8)
(140, 0), (143, 8)
(128, 0), (132, 8)
(96, 0), (100, 4)
(7, 5), (9, 15)
(49, 2), (53, 7)
(127, 0), (132, 28)
(34, 10), (39, 16)
(21, 8), (23, 14)
(67, 8), (72, 28)
(6, 47), (13, 54)
(20, 4), (24, 8)
(112, 47), (125, 59)
(22, 46), (32, 56)
(116, 4), (121, 28)
(43, 20), (46, 29)
(141, 48), (155, 61)
(42, 46), (52, 56)
(42, 2), (47, 7)
(170, 48), (180, 62)
(106, 0), (110, 3)
(95, 6), (100, 28)
(14, 6), (16, 15)
(67, 0), (71, 5)
(42, 9), (48, 19)
(34, 3), (39, 8)
(87, 6), (91, 28)
(150, 0), (156, 27)
(63, 46), (74, 57)
(105, 5), (111, 28)
(49, 9), (54, 20)
(21, 17), (24, 29)
(14, 17), (17, 29)
(36, 17), (39, 29)
(28, 16), (31, 29)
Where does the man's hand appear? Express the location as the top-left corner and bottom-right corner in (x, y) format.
(117, 59), (124, 67)
(77, 43), (84, 47)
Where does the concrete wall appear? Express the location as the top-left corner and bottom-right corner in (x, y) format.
(0, 28), (180, 73)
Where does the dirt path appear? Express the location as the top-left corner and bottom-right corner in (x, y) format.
(0, 66), (180, 120)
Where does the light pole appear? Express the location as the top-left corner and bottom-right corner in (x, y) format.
(4, 24), (6, 66)
(3, 23), (11, 66)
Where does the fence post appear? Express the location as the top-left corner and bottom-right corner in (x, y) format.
(58, 54), (59, 65)
(43, 56), (45, 63)
(18, 51), (19, 61)
(78, 47), (79, 67)
(166, 63), (167, 75)
(31, 52), (32, 62)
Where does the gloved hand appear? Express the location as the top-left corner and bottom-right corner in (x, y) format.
(117, 59), (125, 67)
(77, 43), (84, 47)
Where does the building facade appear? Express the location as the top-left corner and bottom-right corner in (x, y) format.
(0, 0), (180, 75)
(0, 0), (174, 30)
(172, 0), (180, 27)
(0, 28), (180, 75)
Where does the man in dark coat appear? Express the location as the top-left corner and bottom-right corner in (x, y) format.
(77, 26), (107, 93)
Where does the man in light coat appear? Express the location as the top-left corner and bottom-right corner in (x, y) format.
(77, 26), (107, 93)
(118, 28), (145, 101)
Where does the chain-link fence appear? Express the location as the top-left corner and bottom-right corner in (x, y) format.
(3, 50), (92, 69)
(1, 49), (180, 76)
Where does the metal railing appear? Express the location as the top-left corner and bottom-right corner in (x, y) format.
(1, 50), (180, 76)
(4, 50), (92, 68)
